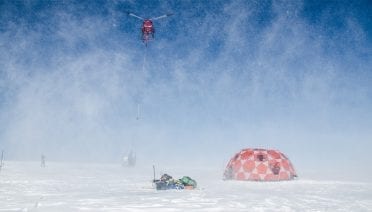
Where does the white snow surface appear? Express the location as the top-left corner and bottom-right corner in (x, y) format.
(0, 161), (371, 212)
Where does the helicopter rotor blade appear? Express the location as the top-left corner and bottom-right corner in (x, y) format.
(151, 13), (173, 21)
(127, 12), (144, 20)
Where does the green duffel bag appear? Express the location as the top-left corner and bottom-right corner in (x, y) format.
(180, 176), (197, 188)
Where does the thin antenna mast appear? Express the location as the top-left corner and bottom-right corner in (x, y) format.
(0, 150), (4, 173)
(136, 103), (140, 120)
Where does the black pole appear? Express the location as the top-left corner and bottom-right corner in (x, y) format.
(0, 150), (3, 172)
(153, 165), (156, 182)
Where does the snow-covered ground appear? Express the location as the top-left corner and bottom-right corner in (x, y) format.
(0, 161), (371, 212)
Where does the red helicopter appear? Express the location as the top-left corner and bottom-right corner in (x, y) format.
(127, 12), (173, 46)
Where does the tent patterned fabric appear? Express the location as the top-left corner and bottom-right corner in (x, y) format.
(224, 148), (297, 181)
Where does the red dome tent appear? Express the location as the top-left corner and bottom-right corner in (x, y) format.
(223, 148), (297, 181)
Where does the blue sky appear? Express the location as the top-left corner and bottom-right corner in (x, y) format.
(1, 0), (371, 180)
